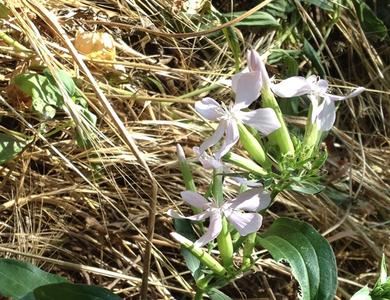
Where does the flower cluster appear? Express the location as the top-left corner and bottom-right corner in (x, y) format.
(169, 49), (364, 249)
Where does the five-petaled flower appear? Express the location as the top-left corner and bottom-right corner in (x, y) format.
(167, 188), (271, 247)
(194, 50), (283, 159)
(195, 97), (280, 160)
(271, 75), (365, 131)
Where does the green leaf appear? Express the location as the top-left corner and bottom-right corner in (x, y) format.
(0, 133), (26, 164)
(290, 182), (325, 195)
(268, 49), (301, 64)
(264, 0), (294, 18)
(223, 11), (280, 27)
(371, 254), (390, 299)
(21, 283), (121, 300)
(208, 288), (233, 300)
(214, 10), (241, 71)
(174, 219), (202, 280)
(303, 0), (334, 11)
(256, 218), (337, 300)
(12, 73), (63, 119)
(74, 105), (98, 149)
(353, 0), (388, 41)
(322, 187), (348, 205)
(44, 69), (76, 96)
(0, 259), (67, 299)
(303, 39), (326, 78)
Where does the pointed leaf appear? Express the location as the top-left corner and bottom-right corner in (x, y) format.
(208, 288), (233, 300)
(0, 259), (67, 299)
(174, 219), (202, 280)
(21, 283), (121, 300)
(303, 40), (326, 78)
(303, 0), (334, 11)
(354, 0), (388, 41)
(256, 218), (337, 300)
(223, 11), (280, 27)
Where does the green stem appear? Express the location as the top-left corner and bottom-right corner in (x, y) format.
(261, 87), (295, 156)
(241, 232), (257, 271)
(217, 217), (233, 267)
(212, 168), (233, 268)
(176, 145), (203, 234)
(302, 123), (321, 159)
(177, 144), (197, 192)
(237, 122), (271, 168)
(194, 288), (204, 300)
(301, 105), (321, 160)
(0, 31), (32, 53)
(212, 167), (224, 206)
(178, 84), (221, 99)
(171, 232), (226, 276)
(223, 152), (267, 176)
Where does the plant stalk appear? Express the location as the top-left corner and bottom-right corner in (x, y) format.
(261, 87), (295, 156)
(237, 122), (271, 168)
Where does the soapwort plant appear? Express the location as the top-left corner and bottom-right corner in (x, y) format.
(169, 50), (365, 299)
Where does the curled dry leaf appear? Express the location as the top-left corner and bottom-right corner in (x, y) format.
(74, 32), (116, 61)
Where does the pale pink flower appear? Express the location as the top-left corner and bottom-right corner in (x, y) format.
(167, 188), (271, 247)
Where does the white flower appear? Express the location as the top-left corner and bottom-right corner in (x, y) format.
(195, 97), (280, 159)
(271, 75), (365, 131)
(194, 49), (281, 159)
(167, 188), (271, 247)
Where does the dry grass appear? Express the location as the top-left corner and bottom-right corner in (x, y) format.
(0, 0), (388, 299)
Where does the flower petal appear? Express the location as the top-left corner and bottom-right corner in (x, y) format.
(180, 191), (209, 209)
(247, 49), (262, 72)
(194, 210), (223, 247)
(193, 147), (223, 170)
(167, 209), (210, 221)
(236, 108), (281, 136)
(215, 120), (239, 159)
(231, 68), (247, 91)
(271, 76), (312, 98)
(176, 144), (186, 162)
(195, 97), (224, 121)
(308, 94), (320, 124)
(232, 71), (262, 109)
(316, 79), (329, 94)
(225, 187), (271, 212)
(224, 210), (263, 236)
(232, 177), (262, 187)
(316, 97), (336, 131)
(325, 87), (365, 102)
(198, 120), (227, 154)
(258, 57), (272, 88)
